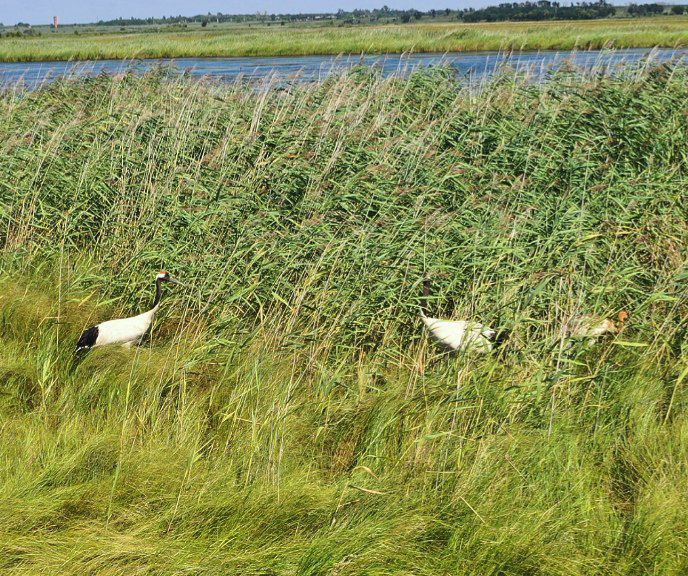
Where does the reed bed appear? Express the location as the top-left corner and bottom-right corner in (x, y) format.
(0, 16), (687, 62)
(0, 64), (687, 574)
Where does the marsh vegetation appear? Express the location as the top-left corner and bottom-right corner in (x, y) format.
(0, 16), (687, 61)
(0, 65), (687, 574)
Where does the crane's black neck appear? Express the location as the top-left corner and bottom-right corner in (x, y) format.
(152, 278), (164, 309)
(422, 278), (431, 316)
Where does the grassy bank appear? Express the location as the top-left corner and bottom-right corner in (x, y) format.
(1, 66), (688, 574)
(0, 17), (688, 61)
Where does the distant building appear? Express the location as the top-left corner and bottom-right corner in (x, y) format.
(52, 16), (58, 30)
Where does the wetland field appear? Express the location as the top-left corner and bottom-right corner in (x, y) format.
(0, 16), (687, 61)
(0, 61), (687, 574)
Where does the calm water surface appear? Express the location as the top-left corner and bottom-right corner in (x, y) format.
(1, 48), (686, 88)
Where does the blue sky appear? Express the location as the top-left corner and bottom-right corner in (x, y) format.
(0, 0), (664, 25)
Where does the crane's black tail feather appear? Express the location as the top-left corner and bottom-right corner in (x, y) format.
(493, 328), (512, 349)
(76, 326), (98, 350)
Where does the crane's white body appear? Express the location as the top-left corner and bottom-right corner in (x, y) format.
(91, 307), (158, 348)
(421, 313), (495, 353)
(565, 315), (617, 341)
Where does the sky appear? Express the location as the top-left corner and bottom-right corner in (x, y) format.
(0, 0), (665, 24)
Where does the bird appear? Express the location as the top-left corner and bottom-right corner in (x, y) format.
(76, 270), (180, 352)
(420, 279), (510, 354)
(564, 310), (629, 344)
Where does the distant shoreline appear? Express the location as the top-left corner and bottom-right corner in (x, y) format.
(0, 17), (686, 63)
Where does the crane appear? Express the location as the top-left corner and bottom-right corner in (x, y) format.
(420, 279), (509, 353)
(564, 311), (629, 345)
(76, 270), (180, 352)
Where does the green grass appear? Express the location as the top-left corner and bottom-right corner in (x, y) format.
(0, 17), (687, 61)
(0, 64), (687, 574)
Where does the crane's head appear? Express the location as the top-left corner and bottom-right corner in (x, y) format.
(157, 270), (181, 285)
(608, 310), (629, 333)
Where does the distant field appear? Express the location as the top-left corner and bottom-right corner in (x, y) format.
(0, 16), (687, 61)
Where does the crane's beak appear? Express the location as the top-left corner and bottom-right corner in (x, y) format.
(167, 278), (182, 286)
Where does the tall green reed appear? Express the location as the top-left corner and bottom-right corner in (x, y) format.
(0, 64), (687, 575)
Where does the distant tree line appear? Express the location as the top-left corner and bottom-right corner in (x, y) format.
(458, 1), (615, 22)
(45, 2), (688, 28)
(627, 3), (678, 15)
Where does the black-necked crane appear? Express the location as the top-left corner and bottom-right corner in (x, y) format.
(420, 279), (509, 354)
(564, 310), (629, 345)
(76, 270), (180, 352)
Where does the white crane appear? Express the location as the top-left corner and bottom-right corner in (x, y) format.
(420, 279), (509, 354)
(564, 311), (629, 345)
(76, 270), (180, 352)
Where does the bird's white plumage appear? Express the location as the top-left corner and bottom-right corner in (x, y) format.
(92, 307), (157, 348)
(421, 314), (495, 353)
(566, 315), (617, 339)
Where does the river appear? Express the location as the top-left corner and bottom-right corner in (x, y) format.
(1, 48), (685, 88)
